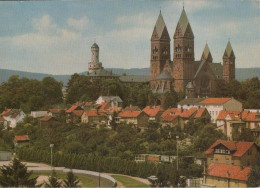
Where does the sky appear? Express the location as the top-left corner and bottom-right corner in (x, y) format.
(0, 0), (259, 75)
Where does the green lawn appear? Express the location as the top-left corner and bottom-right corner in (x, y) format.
(32, 172), (112, 187)
(111, 175), (149, 187)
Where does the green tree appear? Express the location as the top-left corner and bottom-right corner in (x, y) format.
(44, 170), (61, 187)
(64, 170), (81, 187)
(0, 158), (37, 187)
(247, 154), (260, 187)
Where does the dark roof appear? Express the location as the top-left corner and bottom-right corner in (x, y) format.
(154, 70), (173, 81)
(87, 69), (119, 77)
(201, 43), (213, 62)
(177, 8), (193, 36)
(209, 63), (223, 79)
(178, 98), (206, 105)
(193, 61), (223, 79)
(119, 75), (150, 83)
(154, 11), (169, 39)
(91, 43), (99, 48)
(224, 41), (235, 57)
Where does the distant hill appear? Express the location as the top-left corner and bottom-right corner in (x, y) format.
(0, 67), (259, 86)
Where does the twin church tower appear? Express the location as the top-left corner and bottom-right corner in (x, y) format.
(150, 8), (235, 96)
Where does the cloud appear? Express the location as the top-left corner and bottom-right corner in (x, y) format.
(67, 16), (91, 31)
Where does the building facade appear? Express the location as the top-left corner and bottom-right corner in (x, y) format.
(150, 8), (236, 96)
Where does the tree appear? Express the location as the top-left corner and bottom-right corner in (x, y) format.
(44, 170), (61, 187)
(64, 170), (81, 187)
(247, 154), (260, 187)
(0, 158), (38, 187)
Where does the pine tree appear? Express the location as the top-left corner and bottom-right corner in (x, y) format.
(44, 170), (61, 187)
(64, 170), (81, 187)
(0, 157), (38, 187)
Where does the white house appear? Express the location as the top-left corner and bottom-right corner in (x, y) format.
(31, 111), (49, 118)
(1, 109), (26, 128)
(200, 98), (243, 123)
(177, 97), (206, 110)
(96, 96), (123, 108)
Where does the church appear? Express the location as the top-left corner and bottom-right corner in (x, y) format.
(150, 8), (236, 97)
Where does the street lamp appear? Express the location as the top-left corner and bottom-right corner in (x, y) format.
(176, 136), (179, 171)
(50, 144), (54, 170)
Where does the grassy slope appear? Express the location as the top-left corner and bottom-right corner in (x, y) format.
(111, 175), (148, 187)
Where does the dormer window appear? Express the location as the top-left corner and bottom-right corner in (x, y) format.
(214, 148), (230, 154)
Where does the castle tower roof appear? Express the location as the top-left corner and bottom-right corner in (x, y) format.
(201, 43), (213, 62)
(91, 43), (99, 48)
(153, 11), (170, 39)
(177, 8), (192, 36)
(223, 41), (235, 58)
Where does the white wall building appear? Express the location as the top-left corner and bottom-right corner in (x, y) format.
(31, 111), (49, 118)
(1, 109), (26, 128)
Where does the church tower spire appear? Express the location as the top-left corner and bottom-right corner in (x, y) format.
(223, 41), (235, 83)
(173, 7), (194, 92)
(150, 11), (171, 81)
(201, 43), (213, 63)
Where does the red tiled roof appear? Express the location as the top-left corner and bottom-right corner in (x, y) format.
(118, 111), (142, 118)
(205, 140), (255, 157)
(244, 112), (260, 122)
(194, 108), (207, 119)
(49, 108), (61, 114)
(14, 135), (30, 141)
(162, 114), (179, 122)
(109, 107), (122, 113)
(200, 98), (232, 105)
(1, 109), (21, 118)
(180, 107), (197, 118)
(72, 110), (84, 117)
(84, 110), (105, 117)
(161, 108), (182, 118)
(0, 117), (6, 121)
(208, 163), (251, 181)
(217, 110), (242, 121)
(85, 102), (93, 107)
(143, 106), (164, 117)
(99, 102), (111, 111)
(66, 105), (82, 113)
(40, 116), (55, 122)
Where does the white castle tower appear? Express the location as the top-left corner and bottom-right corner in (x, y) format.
(88, 43), (103, 73)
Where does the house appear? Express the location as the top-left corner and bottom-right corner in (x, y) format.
(199, 98), (243, 123)
(177, 97), (206, 110)
(1, 109), (26, 128)
(96, 96), (123, 108)
(66, 105), (84, 123)
(243, 111), (260, 138)
(31, 111), (49, 118)
(117, 111), (149, 128)
(81, 110), (106, 125)
(143, 106), (164, 122)
(48, 108), (63, 117)
(202, 140), (259, 187)
(14, 135), (30, 147)
(216, 110), (260, 140)
(0, 151), (12, 161)
(216, 111), (246, 140)
(40, 116), (59, 126)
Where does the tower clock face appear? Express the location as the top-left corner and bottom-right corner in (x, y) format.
(201, 75), (209, 88)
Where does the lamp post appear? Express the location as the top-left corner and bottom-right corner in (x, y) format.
(50, 144), (54, 170)
(176, 136), (179, 171)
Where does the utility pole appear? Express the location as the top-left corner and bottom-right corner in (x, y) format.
(50, 144), (54, 170)
(176, 136), (179, 171)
